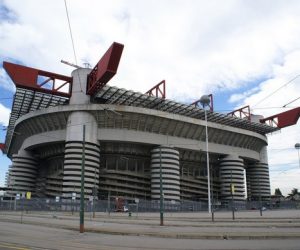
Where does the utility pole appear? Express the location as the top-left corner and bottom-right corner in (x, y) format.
(258, 176), (262, 216)
(211, 165), (214, 222)
(231, 171), (235, 220)
(93, 166), (96, 218)
(108, 190), (111, 216)
(80, 125), (86, 233)
(159, 147), (164, 226)
(200, 95), (211, 214)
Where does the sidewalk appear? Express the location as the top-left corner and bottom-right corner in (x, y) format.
(0, 210), (300, 239)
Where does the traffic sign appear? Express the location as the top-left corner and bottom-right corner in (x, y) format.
(26, 192), (31, 199)
(231, 184), (235, 194)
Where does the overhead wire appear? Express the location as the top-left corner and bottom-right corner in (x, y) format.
(282, 96), (300, 107)
(63, 0), (84, 93)
(271, 167), (300, 178)
(252, 74), (300, 108)
(64, 0), (78, 65)
(215, 106), (298, 113)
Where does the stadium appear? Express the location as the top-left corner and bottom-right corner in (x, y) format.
(3, 42), (294, 205)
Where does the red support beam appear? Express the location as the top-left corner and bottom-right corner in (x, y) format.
(3, 62), (72, 98)
(260, 107), (300, 128)
(86, 42), (124, 95)
(190, 94), (214, 111)
(227, 105), (251, 121)
(145, 80), (166, 99)
(0, 143), (5, 152)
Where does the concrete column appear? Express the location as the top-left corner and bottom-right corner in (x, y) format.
(62, 68), (100, 199)
(219, 154), (245, 201)
(151, 146), (180, 201)
(246, 146), (271, 201)
(8, 150), (38, 196)
(69, 68), (91, 105)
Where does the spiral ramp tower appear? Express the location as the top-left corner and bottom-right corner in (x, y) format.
(246, 146), (271, 201)
(62, 140), (100, 198)
(219, 155), (245, 202)
(7, 151), (38, 196)
(151, 146), (180, 201)
(246, 162), (271, 201)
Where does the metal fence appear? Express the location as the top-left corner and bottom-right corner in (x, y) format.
(0, 198), (299, 212)
(0, 198), (208, 213)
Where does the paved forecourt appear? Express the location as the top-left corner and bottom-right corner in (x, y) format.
(1, 210), (300, 250)
(0, 210), (300, 239)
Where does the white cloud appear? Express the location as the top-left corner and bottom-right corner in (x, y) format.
(0, 103), (10, 126)
(229, 86), (260, 103)
(270, 168), (300, 196)
(0, 67), (15, 92)
(1, 0), (300, 98)
(232, 48), (300, 196)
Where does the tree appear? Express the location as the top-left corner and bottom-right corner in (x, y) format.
(274, 188), (282, 196)
(289, 188), (299, 196)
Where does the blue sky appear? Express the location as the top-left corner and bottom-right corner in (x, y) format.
(0, 0), (299, 195)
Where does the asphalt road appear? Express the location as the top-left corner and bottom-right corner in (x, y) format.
(0, 219), (300, 250)
(1, 210), (300, 249)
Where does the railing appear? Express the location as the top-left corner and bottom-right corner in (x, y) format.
(0, 198), (299, 212)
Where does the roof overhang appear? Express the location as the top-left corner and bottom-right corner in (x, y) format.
(93, 85), (280, 135)
(3, 61), (72, 98)
(3, 88), (69, 154)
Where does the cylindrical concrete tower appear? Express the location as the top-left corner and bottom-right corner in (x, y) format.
(62, 68), (100, 198)
(69, 68), (91, 105)
(7, 150), (38, 196)
(151, 146), (180, 201)
(246, 146), (271, 201)
(219, 154), (245, 201)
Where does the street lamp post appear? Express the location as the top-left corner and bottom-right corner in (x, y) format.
(159, 147), (164, 226)
(295, 143), (300, 168)
(200, 95), (211, 214)
(80, 125), (86, 233)
(92, 166), (97, 219)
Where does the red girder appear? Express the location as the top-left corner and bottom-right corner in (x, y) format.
(145, 80), (166, 99)
(190, 94), (214, 111)
(3, 62), (72, 98)
(260, 107), (300, 128)
(0, 143), (5, 152)
(86, 42), (124, 95)
(227, 105), (251, 121)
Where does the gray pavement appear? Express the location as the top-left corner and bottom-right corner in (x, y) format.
(0, 210), (300, 249)
(1, 210), (300, 239)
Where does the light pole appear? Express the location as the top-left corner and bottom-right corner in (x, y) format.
(200, 95), (211, 214)
(295, 143), (300, 168)
(92, 164), (97, 219)
(80, 125), (86, 233)
(159, 147), (164, 226)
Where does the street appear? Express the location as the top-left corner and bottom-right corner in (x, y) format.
(1, 221), (300, 250)
(0, 210), (300, 249)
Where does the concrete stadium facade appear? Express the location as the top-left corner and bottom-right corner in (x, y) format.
(5, 68), (276, 203)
